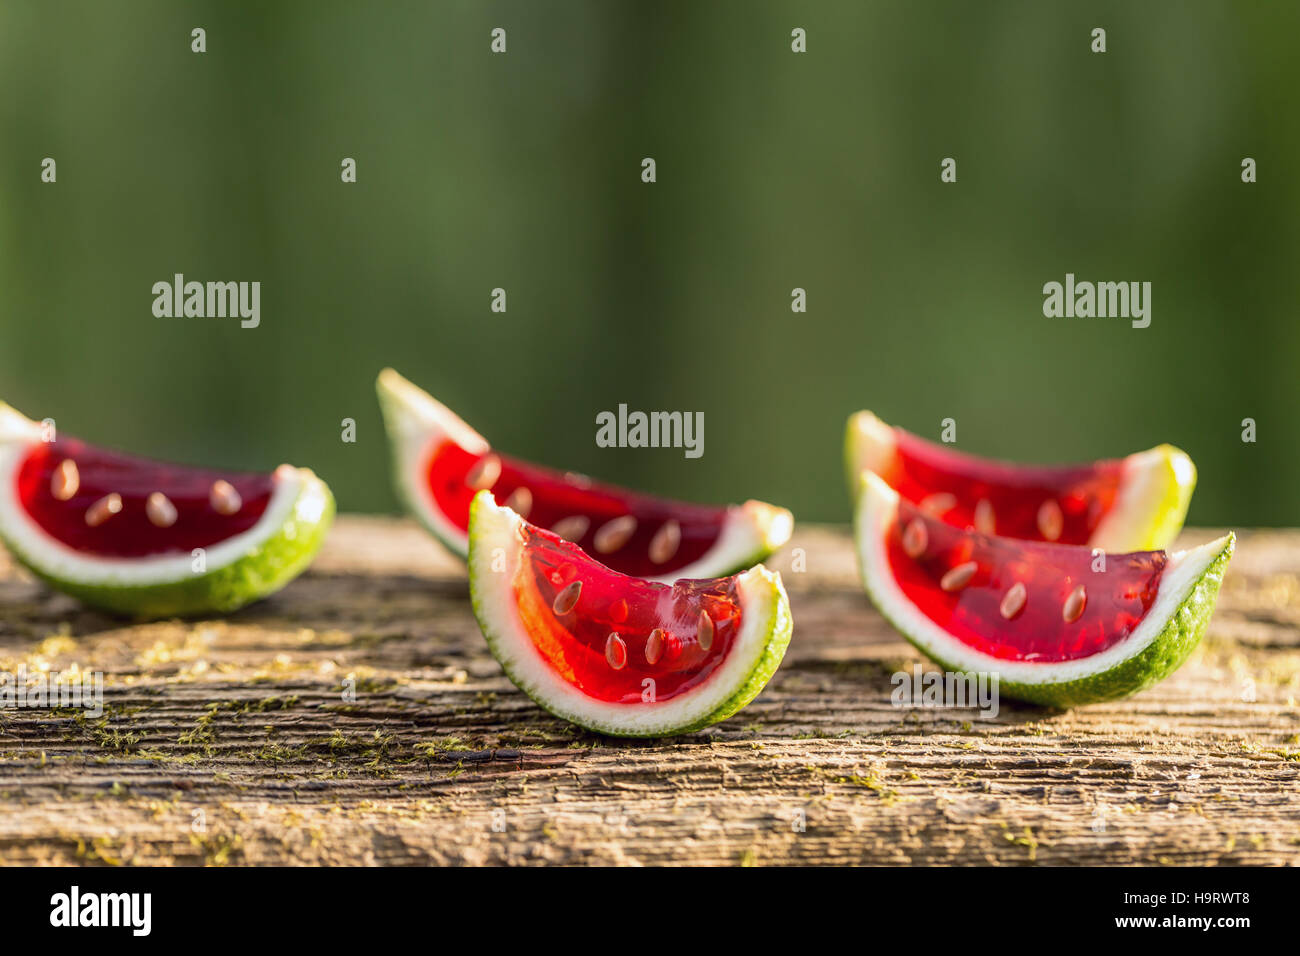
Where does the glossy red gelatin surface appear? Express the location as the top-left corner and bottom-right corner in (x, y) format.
(887, 430), (1124, 545)
(428, 441), (726, 577)
(17, 439), (273, 558)
(512, 523), (742, 704)
(886, 500), (1167, 663)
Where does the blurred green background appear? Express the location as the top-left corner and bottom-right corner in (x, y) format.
(1, 1), (1296, 526)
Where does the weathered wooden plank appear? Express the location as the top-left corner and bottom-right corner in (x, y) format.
(0, 519), (1296, 866)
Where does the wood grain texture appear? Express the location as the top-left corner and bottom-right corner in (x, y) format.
(1, 518), (1297, 866)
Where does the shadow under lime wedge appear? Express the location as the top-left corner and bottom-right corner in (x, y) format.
(845, 410), (1196, 552)
(377, 368), (793, 581)
(853, 471), (1232, 708)
(467, 491), (793, 737)
(0, 401), (333, 618)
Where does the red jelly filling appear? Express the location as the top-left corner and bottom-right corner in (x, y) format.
(16, 439), (274, 558)
(512, 524), (742, 704)
(427, 441), (726, 578)
(887, 431), (1124, 545)
(886, 500), (1167, 663)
